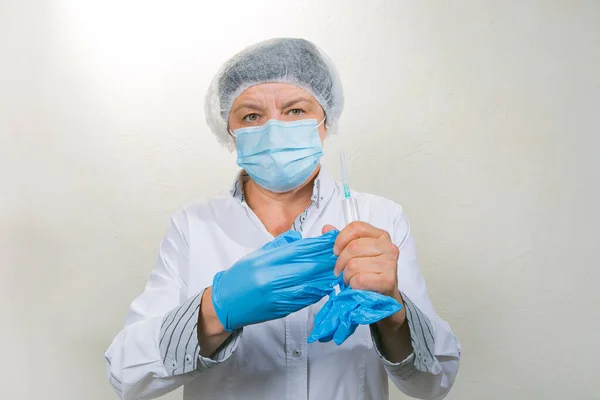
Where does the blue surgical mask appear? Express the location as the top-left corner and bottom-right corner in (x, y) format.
(232, 118), (325, 193)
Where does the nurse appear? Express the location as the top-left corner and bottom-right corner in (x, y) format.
(105, 38), (461, 400)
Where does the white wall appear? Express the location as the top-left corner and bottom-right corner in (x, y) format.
(2, 0), (599, 399)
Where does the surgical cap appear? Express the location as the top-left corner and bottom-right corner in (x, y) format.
(205, 38), (345, 150)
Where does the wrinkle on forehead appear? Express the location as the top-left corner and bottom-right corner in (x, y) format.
(235, 83), (317, 107)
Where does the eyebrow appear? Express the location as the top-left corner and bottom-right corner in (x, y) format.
(231, 102), (264, 114)
(230, 96), (315, 115)
(280, 97), (313, 110)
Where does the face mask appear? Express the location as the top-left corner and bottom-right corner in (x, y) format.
(232, 118), (325, 193)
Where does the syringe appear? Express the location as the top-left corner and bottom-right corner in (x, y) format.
(340, 151), (360, 225)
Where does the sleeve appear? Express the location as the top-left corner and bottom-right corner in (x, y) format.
(372, 207), (461, 400)
(104, 211), (242, 400)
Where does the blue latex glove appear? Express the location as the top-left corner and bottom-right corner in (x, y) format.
(308, 281), (403, 345)
(212, 230), (339, 331)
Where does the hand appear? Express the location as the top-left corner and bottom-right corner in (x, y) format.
(322, 222), (406, 326)
(211, 230), (339, 331)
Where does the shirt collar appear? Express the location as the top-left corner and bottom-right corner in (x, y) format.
(230, 171), (247, 203)
(229, 166), (336, 211)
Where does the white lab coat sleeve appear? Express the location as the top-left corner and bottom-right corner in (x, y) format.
(372, 207), (461, 400)
(104, 211), (242, 400)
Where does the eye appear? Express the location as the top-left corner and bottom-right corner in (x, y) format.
(288, 109), (305, 116)
(242, 113), (260, 123)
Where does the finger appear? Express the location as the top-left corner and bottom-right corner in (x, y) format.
(322, 224), (338, 234)
(341, 256), (389, 285)
(334, 221), (389, 256)
(335, 237), (399, 276)
(348, 272), (397, 295)
(334, 237), (385, 276)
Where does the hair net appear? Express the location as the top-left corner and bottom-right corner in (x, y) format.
(205, 38), (345, 151)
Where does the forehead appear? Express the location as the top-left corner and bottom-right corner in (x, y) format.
(233, 83), (318, 105)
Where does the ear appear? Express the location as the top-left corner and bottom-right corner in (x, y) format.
(318, 119), (328, 142)
(228, 127), (237, 147)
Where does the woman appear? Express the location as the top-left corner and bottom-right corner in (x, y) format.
(106, 38), (461, 400)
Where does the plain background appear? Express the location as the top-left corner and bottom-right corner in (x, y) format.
(2, 0), (599, 399)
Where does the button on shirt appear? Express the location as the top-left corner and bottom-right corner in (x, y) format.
(105, 169), (461, 400)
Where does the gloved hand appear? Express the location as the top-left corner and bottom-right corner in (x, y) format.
(308, 281), (403, 345)
(307, 221), (404, 345)
(212, 230), (339, 331)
